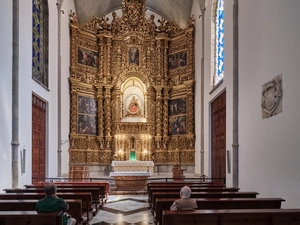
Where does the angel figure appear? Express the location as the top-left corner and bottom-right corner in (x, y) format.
(188, 14), (195, 27)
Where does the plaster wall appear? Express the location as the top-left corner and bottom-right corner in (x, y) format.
(0, 0), (13, 191)
(239, 0), (300, 208)
(200, 0), (235, 185)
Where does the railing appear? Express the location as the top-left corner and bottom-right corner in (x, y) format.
(32, 176), (225, 185)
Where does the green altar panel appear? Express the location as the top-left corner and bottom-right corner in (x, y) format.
(130, 151), (136, 161)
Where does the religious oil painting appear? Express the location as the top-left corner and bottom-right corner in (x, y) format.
(168, 115), (187, 135)
(78, 96), (97, 135)
(78, 114), (97, 135)
(78, 96), (97, 115)
(128, 46), (139, 66)
(77, 46), (99, 68)
(168, 50), (187, 70)
(168, 98), (187, 116)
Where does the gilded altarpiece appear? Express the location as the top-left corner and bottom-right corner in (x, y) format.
(69, 0), (195, 168)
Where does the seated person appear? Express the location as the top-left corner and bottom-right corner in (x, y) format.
(170, 186), (198, 210)
(35, 182), (76, 225)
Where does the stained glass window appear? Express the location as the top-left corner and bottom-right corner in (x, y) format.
(32, 0), (49, 88)
(214, 0), (224, 86)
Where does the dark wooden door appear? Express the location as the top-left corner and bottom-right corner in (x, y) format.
(32, 94), (46, 183)
(211, 91), (226, 179)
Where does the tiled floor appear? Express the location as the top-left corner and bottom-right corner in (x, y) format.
(90, 195), (153, 225)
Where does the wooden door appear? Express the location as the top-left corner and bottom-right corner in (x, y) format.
(211, 91), (226, 179)
(32, 94), (46, 183)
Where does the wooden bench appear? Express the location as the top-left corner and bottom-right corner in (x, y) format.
(162, 208), (300, 225)
(0, 192), (93, 221)
(151, 191), (259, 211)
(147, 181), (225, 193)
(0, 210), (63, 225)
(26, 181), (109, 203)
(4, 187), (101, 213)
(148, 187), (239, 203)
(155, 197), (285, 225)
(0, 199), (83, 223)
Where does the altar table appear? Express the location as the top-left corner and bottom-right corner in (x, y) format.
(110, 172), (151, 190)
(111, 161), (154, 173)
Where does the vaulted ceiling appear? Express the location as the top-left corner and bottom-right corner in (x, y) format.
(73, 0), (194, 28)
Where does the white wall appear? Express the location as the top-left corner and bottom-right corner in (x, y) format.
(192, 0), (203, 176)
(199, 0), (234, 185)
(60, 0), (76, 177)
(0, 0), (13, 191)
(0, 0), (67, 188)
(239, 0), (300, 208)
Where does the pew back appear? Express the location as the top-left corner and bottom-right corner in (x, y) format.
(148, 187), (239, 203)
(151, 191), (259, 209)
(162, 209), (300, 225)
(25, 181), (109, 203)
(4, 187), (100, 205)
(147, 182), (225, 192)
(0, 199), (82, 222)
(0, 211), (62, 225)
(155, 197), (285, 225)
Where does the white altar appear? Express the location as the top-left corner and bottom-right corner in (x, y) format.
(111, 161), (154, 174)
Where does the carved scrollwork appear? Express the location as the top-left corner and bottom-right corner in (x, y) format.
(69, 0), (195, 166)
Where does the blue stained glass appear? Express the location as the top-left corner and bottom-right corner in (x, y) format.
(32, 0), (48, 88)
(215, 0), (224, 85)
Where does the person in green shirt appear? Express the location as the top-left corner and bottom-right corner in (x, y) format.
(35, 182), (76, 225)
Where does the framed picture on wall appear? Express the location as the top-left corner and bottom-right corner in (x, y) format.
(78, 114), (97, 135)
(77, 95), (97, 135)
(168, 97), (187, 135)
(168, 98), (186, 116)
(128, 46), (140, 66)
(77, 46), (99, 68)
(168, 50), (187, 70)
(78, 96), (97, 115)
(168, 115), (187, 135)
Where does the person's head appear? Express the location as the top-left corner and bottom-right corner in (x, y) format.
(44, 183), (57, 196)
(180, 186), (192, 198)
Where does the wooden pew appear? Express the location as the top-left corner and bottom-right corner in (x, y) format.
(4, 187), (101, 213)
(151, 191), (259, 211)
(147, 181), (225, 193)
(0, 211), (62, 225)
(0, 192), (93, 221)
(155, 197), (285, 225)
(162, 208), (300, 225)
(27, 181), (109, 204)
(0, 199), (82, 223)
(148, 187), (239, 203)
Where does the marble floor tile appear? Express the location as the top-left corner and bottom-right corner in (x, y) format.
(90, 195), (154, 225)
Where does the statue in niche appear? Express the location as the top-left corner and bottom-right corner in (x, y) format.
(129, 96), (139, 113)
(130, 137), (135, 150)
(126, 95), (141, 117)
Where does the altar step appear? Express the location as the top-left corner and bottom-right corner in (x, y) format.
(109, 189), (148, 195)
(109, 183), (148, 195)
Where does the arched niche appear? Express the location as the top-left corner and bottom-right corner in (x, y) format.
(120, 76), (148, 123)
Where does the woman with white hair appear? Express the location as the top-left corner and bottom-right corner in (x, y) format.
(170, 186), (198, 210)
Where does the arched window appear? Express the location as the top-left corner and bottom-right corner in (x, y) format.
(212, 0), (224, 87)
(32, 0), (49, 88)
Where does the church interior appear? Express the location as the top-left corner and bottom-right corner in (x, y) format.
(1, 0), (300, 224)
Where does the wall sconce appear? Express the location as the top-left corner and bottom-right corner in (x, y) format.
(20, 147), (26, 174)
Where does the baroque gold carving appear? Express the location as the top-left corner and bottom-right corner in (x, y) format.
(69, 0), (195, 167)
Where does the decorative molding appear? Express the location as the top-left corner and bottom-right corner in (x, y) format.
(261, 74), (282, 118)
